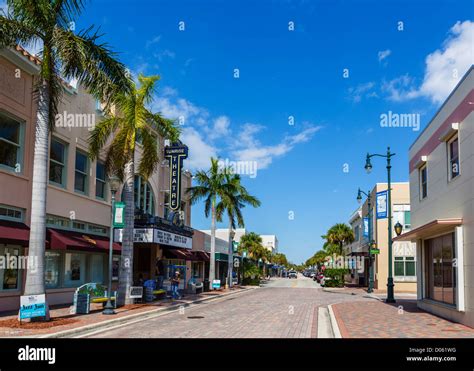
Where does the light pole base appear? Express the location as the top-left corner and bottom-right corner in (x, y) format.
(102, 300), (116, 315)
(386, 278), (396, 303)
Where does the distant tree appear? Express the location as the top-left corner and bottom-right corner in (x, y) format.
(322, 223), (355, 255)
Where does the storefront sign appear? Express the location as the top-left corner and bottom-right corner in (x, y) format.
(212, 279), (221, 289)
(164, 144), (188, 211)
(129, 286), (144, 299)
(113, 202), (125, 228)
(154, 229), (192, 249)
(19, 294), (46, 320)
(376, 190), (388, 219)
(114, 228), (192, 249)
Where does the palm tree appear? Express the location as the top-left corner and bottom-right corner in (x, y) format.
(239, 232), (269, 275)
(89, 75), (179, 305)
(215, 173), (260, 288)
(187, 158), (237, 290)
(0, 0), (131, 314)
(322, 223), (355, 255)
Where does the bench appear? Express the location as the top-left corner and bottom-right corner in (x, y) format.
(73, 283), (118, 314)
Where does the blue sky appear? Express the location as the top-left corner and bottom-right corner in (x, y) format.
(73, 0), (473, 263)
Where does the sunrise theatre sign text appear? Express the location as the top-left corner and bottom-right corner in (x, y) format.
(165, 143), (188, 211)
(114, 228), (192, 249)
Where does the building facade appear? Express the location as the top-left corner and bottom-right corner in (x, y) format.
(347, 183), (417, 293)
(0, 46), (197, 312)
(396, 66), (473, 327)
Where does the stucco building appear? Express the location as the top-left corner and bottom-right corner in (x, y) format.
(395, 66), (473, 327)
(0, 46), (196, 312)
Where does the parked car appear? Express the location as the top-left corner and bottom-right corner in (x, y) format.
(288, 271), (297, 279)
(320, 276), (331, 287)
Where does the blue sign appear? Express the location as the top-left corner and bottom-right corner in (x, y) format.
(363, 217), (369, 238)
(19, 294), (46, 319)
(376, 190), (388, 219)
(212, 279), (221, 289)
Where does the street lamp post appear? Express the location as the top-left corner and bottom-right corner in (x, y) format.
(357, 188), (374, 293)
(364, 146), (396, 303)
(103, 175), (121, 315)
(228, 229), (236, 289)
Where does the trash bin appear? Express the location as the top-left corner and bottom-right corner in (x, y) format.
(203, 279), (210, 292)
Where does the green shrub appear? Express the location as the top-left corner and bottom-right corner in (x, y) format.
(323, 268), (349, 288)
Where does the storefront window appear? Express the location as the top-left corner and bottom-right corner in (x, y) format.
(64, 253), (86, 287)
(394, 256), (415, 277)
(192, 262), (203, 278)
(45, 251), (61, 288)
(90, 254), (104, 283)
(0, 246), (21, 290)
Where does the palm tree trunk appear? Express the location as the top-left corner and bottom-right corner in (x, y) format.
(209, 197), (216, 290)
(24, 82), (50, 319)
(118, 160), (135, 306)
(227, 221), (233, 289)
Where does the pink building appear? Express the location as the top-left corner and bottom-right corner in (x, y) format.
(0, 46), (201, 313)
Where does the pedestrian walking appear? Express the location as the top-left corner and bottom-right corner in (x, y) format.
(171, 271), (182, 300)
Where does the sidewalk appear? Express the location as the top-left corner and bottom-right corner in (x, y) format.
(331, 299), (474, 338)
(0, 286), (253, 338)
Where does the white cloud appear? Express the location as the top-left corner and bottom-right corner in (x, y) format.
(207, 116), (231, 139)
(378, 49), (391, 62)
(381, 74), (419, 102)
(418, 20), (473, 103)
(382, 21), (473, 103)
(150, 89), (321, 171)
(180, 127), (218, 170)
(145, 35), (161, 48)
(153, 49), (175, 61)
(231, 125), (322, 169)
(347, 82), (377, 103)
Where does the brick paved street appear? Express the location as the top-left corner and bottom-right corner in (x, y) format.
(86, 277), (372, 338)
(332, 299), (474, 338)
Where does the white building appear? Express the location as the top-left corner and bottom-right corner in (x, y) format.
(395, 66), (474, 328)
(260, 235), (279, 253)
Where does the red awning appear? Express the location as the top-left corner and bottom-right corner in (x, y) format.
(0, 220), (30, 246)
(48, 229), (121, 252)
(163, 248), (197, 261)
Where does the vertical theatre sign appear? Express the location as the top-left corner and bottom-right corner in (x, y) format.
(165, 144), (188, 211)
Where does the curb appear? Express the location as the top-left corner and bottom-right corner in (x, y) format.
(36, 287), (257, 338)
(327, 304), (342, 339)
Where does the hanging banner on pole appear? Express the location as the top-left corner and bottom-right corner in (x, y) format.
(165, 144), (189, 211)
(376, 190), (388, 219)
(363, 217), (369, 238)
(113, 202), (125, 228)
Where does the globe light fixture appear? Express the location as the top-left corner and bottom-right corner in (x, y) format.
(394, 222), (403, 236)
(364, 154), (373, 174)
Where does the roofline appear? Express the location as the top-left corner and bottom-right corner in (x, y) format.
(409, 65), (474, 150)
